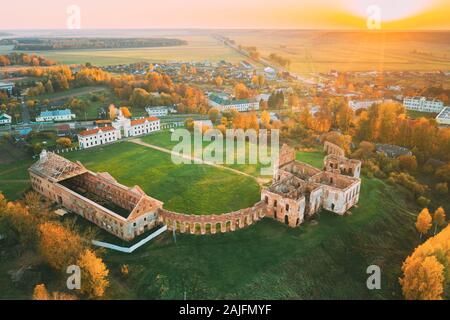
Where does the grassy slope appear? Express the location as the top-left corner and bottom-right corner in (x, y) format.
(103, 165), (419, 300)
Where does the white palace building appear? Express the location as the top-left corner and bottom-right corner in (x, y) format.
(78, 110), (160, 149)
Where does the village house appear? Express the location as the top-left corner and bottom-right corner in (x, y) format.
(0, 113), (12, 125)
(78, 126), (121, 149)
(36, 109), (76, 122)
(403, 96), (445, 113)
(112, 109), (160, 137)
(208, 93), (259, 112)
(0, 81), (14, 95)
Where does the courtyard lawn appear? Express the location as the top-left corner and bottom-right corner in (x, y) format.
(102, 176), (419, 300)
(64, 141), (261, 215)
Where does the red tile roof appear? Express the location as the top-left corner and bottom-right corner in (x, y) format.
(130, 117), (159, 126)
(78, 126), (116, 137)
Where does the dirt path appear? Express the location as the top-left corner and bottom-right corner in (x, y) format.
(129, 138), (268, 185)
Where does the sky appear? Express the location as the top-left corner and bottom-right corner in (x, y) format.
(1, 0), (449, 30)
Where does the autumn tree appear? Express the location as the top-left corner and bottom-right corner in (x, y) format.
(57, 137), (72, 148)
(33, 284), (50, 300)
(214, 76), (224, 87)
(261, 110), (271, 128)
(120, 106), (132, 118)
(77, 249), (109, 298)
(108, 104), (117, 120)
(208, 108), (220, 124)
(400, 255), (445, 300)
(398, 155), (418, 173)
(234, 83), (250, 100)
(415, 208), (432, 238)
(38, 222), (84, 271)
(433, 207), (446, 235)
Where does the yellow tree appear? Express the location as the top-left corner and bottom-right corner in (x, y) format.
(108, 104), (116, 120)
(433, 207), (446, 235)
(416, 208), (432, 238)
(33, 284), (50, 300)
(261, 110), (271, 128)
(400, 255), (445, 300)
(208, 108), (220, 124)
(214, 76), (223, 87)
(38, 222), (84, 271)
(234, 83), (250, 100)
(120, 106), (132, 118)
(77, 249), (109, 298)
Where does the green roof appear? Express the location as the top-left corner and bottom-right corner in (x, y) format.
(209, 94), (256, 106)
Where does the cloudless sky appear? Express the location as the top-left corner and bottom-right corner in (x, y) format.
(1, 0), (449, 30)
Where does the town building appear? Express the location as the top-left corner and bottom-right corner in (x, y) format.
(376, 144), (412, 158)
(145, 106), (176, 117)
(78, 126), (121, 149)
(29, 150), (163, 241)
(403, 96), (445, 113)
(0, 113), (12, 125)
(436, 107), (450, 126)
(208, 93), (259, 112)
(112, 109), (160, 137)
(262, 143), (361, 227)
(36, 109), (76, 122)
(348, 99), (385, 111)
(0, 81), (14, 95)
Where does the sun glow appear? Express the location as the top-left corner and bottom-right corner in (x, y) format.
(339, 0), (435, 22)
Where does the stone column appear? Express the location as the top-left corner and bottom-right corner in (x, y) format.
(211, 223), (217, 234)
(230, 220), (236, 232)
(201, 223), (206, 235)
(221, 222), (226, 233)
(190, 223), (196, 235)
(239, 217), (245, 229)
(180, 222), (186, 234)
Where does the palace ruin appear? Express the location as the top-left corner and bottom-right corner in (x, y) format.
(29, 142), (362, 241)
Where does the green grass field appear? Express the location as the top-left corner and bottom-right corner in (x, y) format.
(101, 163), (419, 300)
(63, 141), (260, 215)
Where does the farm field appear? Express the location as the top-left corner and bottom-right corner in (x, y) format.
(0, 35), (243, 66)
(221, 30), (450, 73)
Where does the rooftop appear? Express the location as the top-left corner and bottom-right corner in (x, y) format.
(209, 93), (256, 106)
(78, 126), (116, 137)
(130, 116), (159, 126)
(39, 109), (74, 117)
(437, 107), (450, 120)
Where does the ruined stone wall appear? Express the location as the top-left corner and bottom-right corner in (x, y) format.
(278, 144), (296, 168)
(324, 155), (361, 179)
(158, 201), (268, 235)
(324, 141), (345, 157)
(261, 189), (305, 227)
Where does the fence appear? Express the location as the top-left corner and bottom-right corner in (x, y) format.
(91, 225), (168, 253)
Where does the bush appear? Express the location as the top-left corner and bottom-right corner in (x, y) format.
(435, 182), (448, 195)
(416, 196), (431, 208)
(389, 172), (428, 195)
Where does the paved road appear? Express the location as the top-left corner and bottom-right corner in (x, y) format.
(129, 138), (271, 185)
